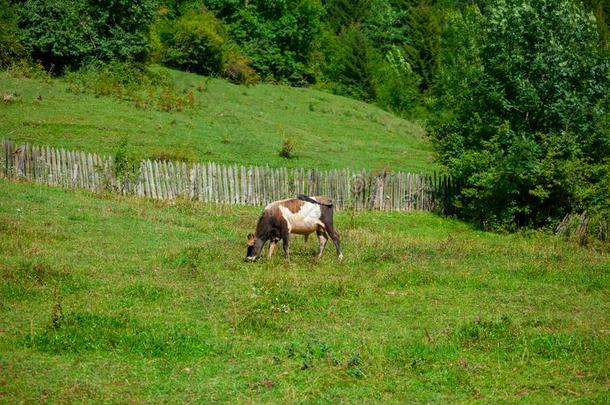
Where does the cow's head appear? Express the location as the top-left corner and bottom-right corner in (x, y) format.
(245, 233), (264, 261)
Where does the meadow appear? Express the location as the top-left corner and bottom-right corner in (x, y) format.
(0, 68), (434, 173)
(1, 179), (608, 402)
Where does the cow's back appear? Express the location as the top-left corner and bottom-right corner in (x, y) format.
(261, 196), (336, 235)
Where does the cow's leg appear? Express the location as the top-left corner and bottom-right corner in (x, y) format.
(282, 233), (290, 260)
(316, 229), (328, 258)
(282, 236), (290, 260)
(325, 223), (343, 260)
(268, 240), (277, 257)
(304, 233), (309, 244)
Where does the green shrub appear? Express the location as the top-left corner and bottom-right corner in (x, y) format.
(112, 138), (139, 193)
(223, 47), (259, 85)
(156, 86), (194, 112)
(161, 8), (226, 75)
(278, 137), (296, 159)
(157, 7), (258, 84)
(66, 61), (165, 96)
(5, 60), (49, 81)
(374, 46), (420, 113)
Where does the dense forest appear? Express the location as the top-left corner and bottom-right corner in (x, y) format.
(1, 0), (609, 231)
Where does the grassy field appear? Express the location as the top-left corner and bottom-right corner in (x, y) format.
(0, 179), (608, 402)
(0, 68), (434, 173)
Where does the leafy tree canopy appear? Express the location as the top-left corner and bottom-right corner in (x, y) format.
(430, 0), (610, 230)
(18, 0), (157, 71)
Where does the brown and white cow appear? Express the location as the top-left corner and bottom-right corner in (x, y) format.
(246, 195), (343, 261)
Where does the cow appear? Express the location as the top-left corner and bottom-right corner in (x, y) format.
(246, 195), (343, 261)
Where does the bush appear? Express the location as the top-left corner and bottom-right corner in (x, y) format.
(278, 137), (296, 159)
(160, 8), (226, 75)
(5, 60), (49, 81)
(224, 59), (258, 85)
(374, 46), (420, 113)
(112, 138), (140, 193)
(66, 62), (168, 95)
(157, 6), (258, 84)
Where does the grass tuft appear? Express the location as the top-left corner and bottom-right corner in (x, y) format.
(25, 312), (211, 358)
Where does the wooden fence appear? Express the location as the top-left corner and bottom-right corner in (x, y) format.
(1, 139), (456, 212)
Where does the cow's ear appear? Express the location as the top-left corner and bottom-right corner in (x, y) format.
(247, 233), (255, 246)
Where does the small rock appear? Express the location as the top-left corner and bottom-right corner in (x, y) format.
(2, 92), (17, 102)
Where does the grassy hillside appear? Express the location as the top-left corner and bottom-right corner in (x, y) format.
(1, 179), (608, 402)
(0, 68), (434, 173)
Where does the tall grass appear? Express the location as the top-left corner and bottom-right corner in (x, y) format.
(64, 62), (195, 112)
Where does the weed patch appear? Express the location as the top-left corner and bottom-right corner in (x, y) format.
(25, 312), (211, 358)
(527, 332), (607, 359)
(121, 283), (173, 303)
(450, 316), (610, 362)
(235, 285), (310, 335)
(307, 279), (360, 298)
(149, 149), (194, 163)
(164, 246), (207, 273)
(278, 137), (296, 159)
(2, 259), (64, 286)
(455, 315), (516, 347)
(0, 259), (87, 294)
(281, 337), (372, 380)
(65, 62), (195, 112)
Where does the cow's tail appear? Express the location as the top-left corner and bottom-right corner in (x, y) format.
(297, 194), (333, 207)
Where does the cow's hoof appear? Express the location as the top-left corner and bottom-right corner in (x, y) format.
(338, 254), (344, 261)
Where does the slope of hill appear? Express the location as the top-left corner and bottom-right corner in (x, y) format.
(0, 68), (435, 173)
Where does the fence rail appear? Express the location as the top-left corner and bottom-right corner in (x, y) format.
(1, 139), (456, 212)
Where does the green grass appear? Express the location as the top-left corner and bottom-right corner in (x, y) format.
(1, 179), (608, 402)
(0, 67), (435, 173)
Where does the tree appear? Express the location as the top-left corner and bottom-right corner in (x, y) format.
(401, 1), (440, 92)
(320, 24), (378, 100)
(0, 0), (26, 67)
(582, 0), (610, 51)
(206, 0), (325, 84)
(430, 0), (610, 230)
(324, 0), (372, 33)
